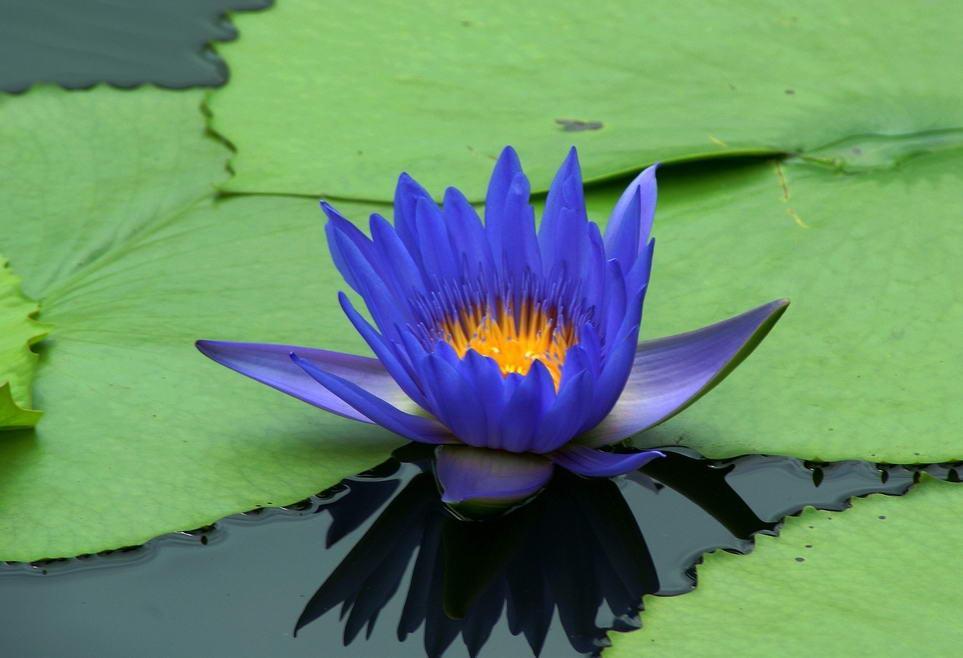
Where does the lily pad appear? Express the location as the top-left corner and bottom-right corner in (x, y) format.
(0, 258), (48, 430)
(582, 146), (963, 463)
(0, 88), (399, 561)
(607, 477), (963, 655)
(0, 0), (273, 92)
(208, 0), (963, 201)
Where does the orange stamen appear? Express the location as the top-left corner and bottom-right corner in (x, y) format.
(442, 301), (576, 390)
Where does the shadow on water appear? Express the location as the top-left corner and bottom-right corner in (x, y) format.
(0, 445), (957, 658)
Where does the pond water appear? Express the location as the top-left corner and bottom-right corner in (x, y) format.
(1, 446), (955, 658)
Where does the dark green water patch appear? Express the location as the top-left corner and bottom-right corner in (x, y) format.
(0, 447), (956, 657)
(0, 0), (273, 92)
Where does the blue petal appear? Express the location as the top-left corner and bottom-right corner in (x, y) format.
(485, 146), (523, 249)
(290, 353), (454, 445)
(369, 213), (425, 299)
(532, 369), (594, 453)
(462, 350), (509, 448)
(435, 444), (554, 505)
(603, 164), (658, 268)
(585, 325), (641, 431)
(580, 221), (607, 306)
(551, 445), (664, 477)
(196, 340), (408, 424)
(625, 237), (655, 296)
(442, 186), (493, 281)
(497, 360), (554, 452)
(422, 353), (489, 447)
(499, 173), (541, 280)
(328, 227), (408, 338)
(323, 201), (375, 294)
(337, 292), (429, 409)
(580, 299), (790, 447)
(602, 259), (627, 345)
(539, 146), (588, 275)
(414, 196), (460, 283)
(393, 173), (435, 267)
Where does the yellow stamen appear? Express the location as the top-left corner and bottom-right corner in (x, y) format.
(442, 302), (575, 390)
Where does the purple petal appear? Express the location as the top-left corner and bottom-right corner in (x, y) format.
(532, 369), (594, 453)
(435, 444), (554, 505)
(442, 186), (493, 280)
(539, 146), (588, 275)
(393, 172), (434, 266)
(551, 444), (664, 477)
(336, 293), (429, 409)
(497, 359), (554, 453)
(290, 354), (453, 445)
(580, 299), (790, 447)
(499, 172), (542, 281)
(484, 147), (522, 263)
(604, 164), (658, 268)
(196, 340), (409, 424)
(421, 353), (489, 447)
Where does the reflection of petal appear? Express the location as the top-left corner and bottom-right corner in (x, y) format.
(641, 451), (775, 540)
(434, 444), (554, 507)
(551, 444), (664, 477)
(581, 299), (789, 447)
(325, 477), (399, 548)
(294, 475), (435, 635)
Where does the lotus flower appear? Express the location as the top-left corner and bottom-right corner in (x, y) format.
(197, 147), (787, 511)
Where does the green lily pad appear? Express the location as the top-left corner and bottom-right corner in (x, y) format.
(607, 477), (963, 655)
(208, 0), (963, 201)
(0, 88), (399, 561)
(580, 145), (963, 463)
(0, 258), (48, 430)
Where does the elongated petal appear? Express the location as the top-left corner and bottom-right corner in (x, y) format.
(532, 369), (593, 453)
(499, 173), (541, 280)
(435, 444), (554, 506)
(393, 173), (434, 266)
(196, 340), (409, 424)
(604, 164), (658, 267)
(485, 147), (523, 238)
(337, 292), (429, 409)
(369, 212), (425, 299)
(580, 299), (790, 447)
(421, 353), (489, 447)
(442, 186), (493, 280)
(291, 353), (454, 445)
(497, 359), (554, 453)
(539, 146), (587, 275)
(551, 445), (664, 477)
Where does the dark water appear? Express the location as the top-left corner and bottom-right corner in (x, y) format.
(0, 0), (273, 92)
(1, 445), (955, 658)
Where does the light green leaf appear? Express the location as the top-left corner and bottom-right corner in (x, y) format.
(209, 0), (963, 201)
(607, 478), (963, 656)
(584, 146), (962, 463)
(0, 88), (399, 561)
(0, 258), (48, 430)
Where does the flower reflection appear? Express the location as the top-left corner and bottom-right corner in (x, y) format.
(297, 462), (655, 656)
(295, 446), (789, 657)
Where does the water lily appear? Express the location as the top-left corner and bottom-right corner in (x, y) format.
(197, 147), (787, 512)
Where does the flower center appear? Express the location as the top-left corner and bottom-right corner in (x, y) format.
(443, 303), (575, 390)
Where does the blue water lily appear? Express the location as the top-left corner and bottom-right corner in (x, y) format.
(197, 147), (787, 510)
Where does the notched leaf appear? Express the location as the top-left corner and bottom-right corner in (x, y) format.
(0, 257), (50, 430)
